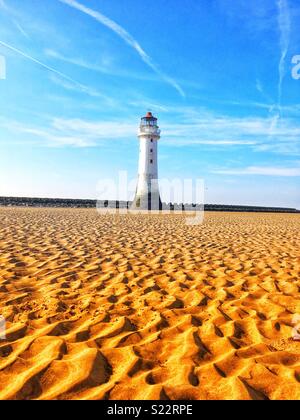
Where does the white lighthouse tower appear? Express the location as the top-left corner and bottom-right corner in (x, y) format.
(131, 112), (162, 210)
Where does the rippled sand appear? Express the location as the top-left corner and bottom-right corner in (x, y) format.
(0, 208), (299, 400)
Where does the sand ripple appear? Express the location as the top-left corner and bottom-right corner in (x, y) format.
(0, 208), (299, 400)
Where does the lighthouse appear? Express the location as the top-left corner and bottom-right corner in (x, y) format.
(131, 112), (162, 210)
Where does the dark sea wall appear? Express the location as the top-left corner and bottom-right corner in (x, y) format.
(0, 197), (299, 213)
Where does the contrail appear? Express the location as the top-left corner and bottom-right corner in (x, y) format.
(277, 0), (290, 112)
(58, 0), (185, 97)
(267, 0), (291, 137)
(12, 19), (31, 39)
(0, 39), (86, 87)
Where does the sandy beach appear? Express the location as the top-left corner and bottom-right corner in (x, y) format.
(0, 207), (299, 400)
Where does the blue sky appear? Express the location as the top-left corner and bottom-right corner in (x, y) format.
(0, 0), (300, 207)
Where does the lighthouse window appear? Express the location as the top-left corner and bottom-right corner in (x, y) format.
(150, 149), (153, 153)
(150, 159), (153, 164)
(150, 139), (153, 142)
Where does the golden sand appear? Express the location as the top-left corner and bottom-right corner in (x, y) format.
(0, 207), (299, 400)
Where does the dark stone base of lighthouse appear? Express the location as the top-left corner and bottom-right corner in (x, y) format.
(131, 191), (163, 211)
(131, 176), (162, 211)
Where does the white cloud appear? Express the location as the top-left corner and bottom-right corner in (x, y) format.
(1, 105), (300, 155)
(51, 117), (136, 138)
(58, 0), (185, 97)
(0, 118), (93, 147)
(256, 79), (263, 94)
(49, 74), (114, 104)
(0, 116), (137, 147)
(45, 49), (110, 73)
(212, 165), (300, 177)
(157, 108), (300, 154)
(165, 139), (257, 146)
(0, 0), (8, 10)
